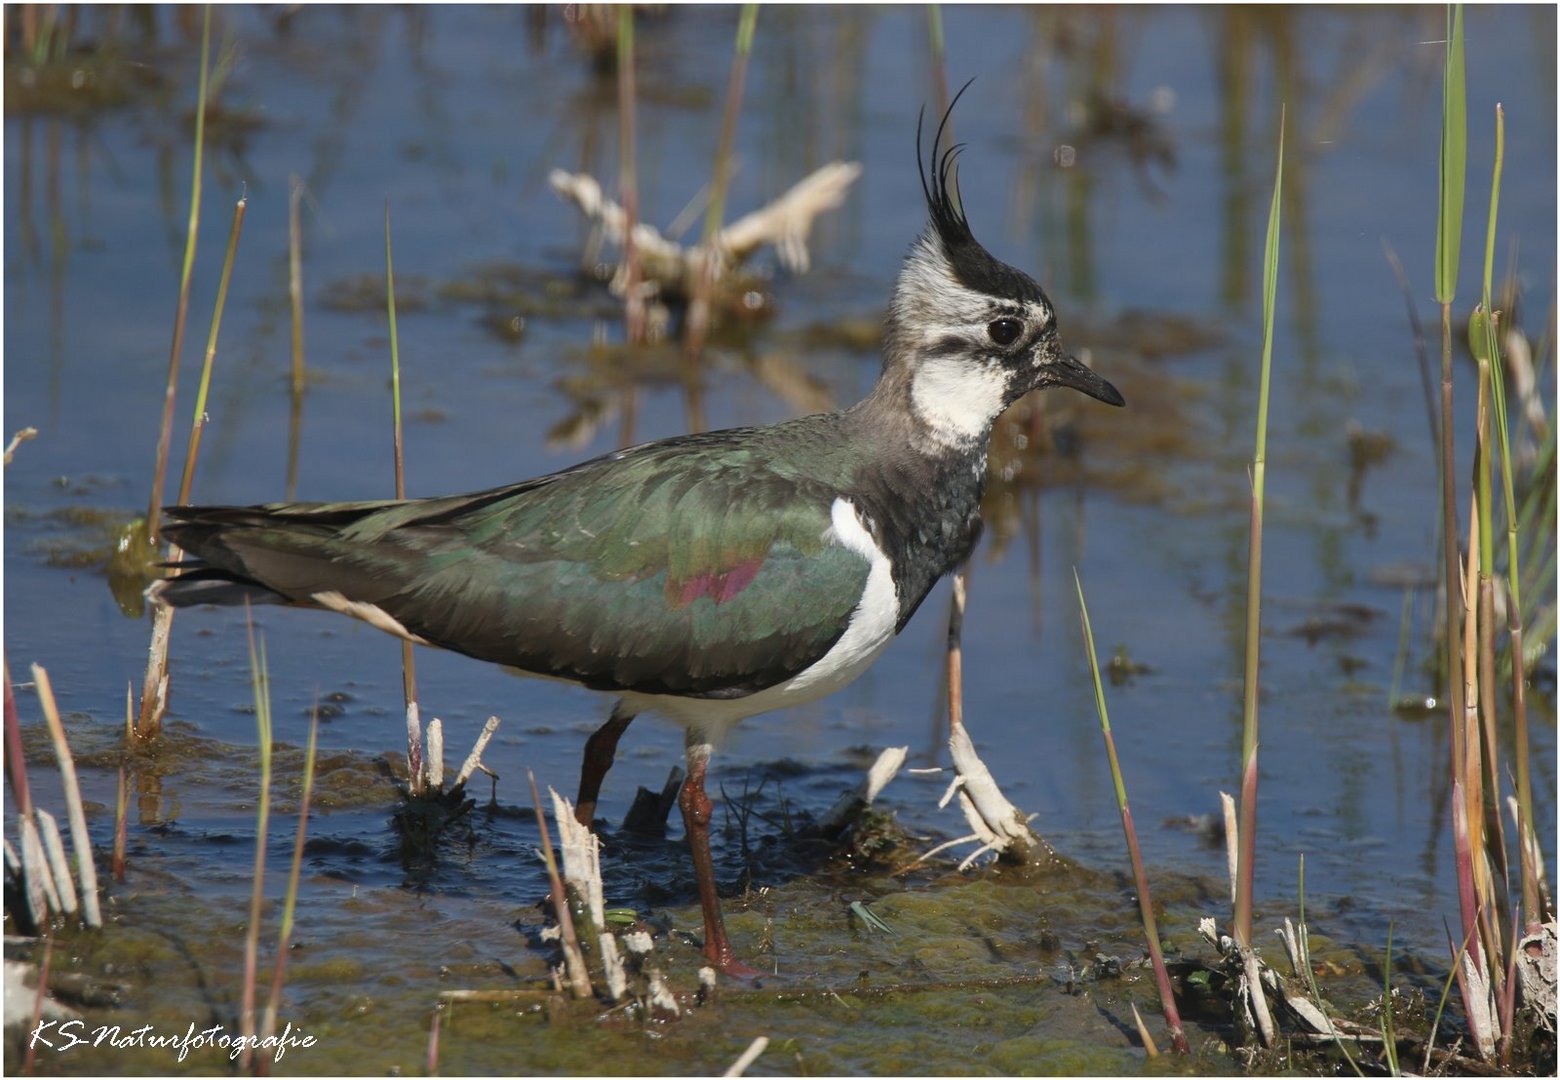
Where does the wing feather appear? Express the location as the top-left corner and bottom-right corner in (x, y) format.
(164, 425), (874, 698)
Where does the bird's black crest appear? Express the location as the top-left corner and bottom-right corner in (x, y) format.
(917, 80), (1045, 306)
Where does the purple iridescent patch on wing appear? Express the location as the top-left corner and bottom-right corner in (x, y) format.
(669, 558), (765, 609)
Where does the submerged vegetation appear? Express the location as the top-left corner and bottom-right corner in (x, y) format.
(4, 4), (1555, 1076)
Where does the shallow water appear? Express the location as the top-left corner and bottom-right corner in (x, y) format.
(4, 6), (1556, 1075)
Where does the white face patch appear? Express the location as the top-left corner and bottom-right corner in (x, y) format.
(910, 357), (1012, 446)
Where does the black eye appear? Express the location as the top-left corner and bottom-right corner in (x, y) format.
(987, 317), (1022, 346)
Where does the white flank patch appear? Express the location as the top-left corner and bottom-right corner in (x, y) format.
(910, 357), (1011, 446)
(311, 590), (431, 645)
(630, 497), (899, 744)
(788, 498), (900, 694)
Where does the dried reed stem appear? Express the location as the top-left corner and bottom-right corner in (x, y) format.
(33, 664), (101, 927)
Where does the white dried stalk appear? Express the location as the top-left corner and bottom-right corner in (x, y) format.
(861, 745), (908, 803)
(424, 718), (444, 790)
(647, 969), (680, 1016)
(139, 607), (173, 732)
(1262, 962), (1334, 1035)
(1503, 327), (1548, 448)
(1509, 796), (1555, 920)
(1516, 921), (1556, 1033)
(550, 161), (861, 288)
(599, 931), (627, 1004)
(1243, 947), (1276, 1046)
(623, 930), (655, 956)
(815, 745), (907, 835)
(34, 664), (101, 927)
(34, 810), (77, 916)
(405, 701), (422, 789)
(455, 716), (501, 787)
(4, 959), (75, 1024)
(1219, 791), (1238, 906)
(1461, 948), (1500, 1057)
(945, 721), (1043, 863)
(548, 789), (604, 931)
(1276, 918), (1303, 977)
(19, 815), (56, 919)
(718, 162), (862, 272)
(723, 1035), (769, 1077)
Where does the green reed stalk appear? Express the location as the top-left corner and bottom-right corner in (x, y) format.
(1233, 106), (1283, 952)
(240, 610), (274, 1071)
(287, 176), (306, 500)
(384, 203), (421, 794)
(685, 4), (759, 371)
(927, 6), (949, 124)
(1432, 13), (1492, 1052)
(146, 5), (211, 544)
(138, 191), (247, 739)
(1076, 571), (1189, 1054)
(1381, 923), (1401, 1076)
(617, 6), (645, 346)
(1471, 109), (1503, 868)
(114, 685), (130, 881)
(1434, 1), (1468, 790)
(261, 707), (318, 1051)
(137, 7), (219, 740)
(175, 192), (246, 506)
(288, 177), (306, 399)
(1475, 105), (1540, 932)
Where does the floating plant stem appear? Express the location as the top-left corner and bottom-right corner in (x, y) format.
(1075, 571), (1189, 1054)
(1234, 103), (1283, 952)
(4, 427), (38, 466)
(723, 1035), (769, 1077)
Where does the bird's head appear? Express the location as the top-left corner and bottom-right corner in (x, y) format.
(885, 86), (1124, 448)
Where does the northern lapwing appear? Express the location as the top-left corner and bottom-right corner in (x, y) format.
(153, 92), (1125, 976)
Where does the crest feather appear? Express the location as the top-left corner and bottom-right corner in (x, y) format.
(914, 80), (1045, 306)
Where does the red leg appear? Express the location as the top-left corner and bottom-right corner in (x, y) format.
(679, 737), (761, 978)
(575, 701), (635, 827)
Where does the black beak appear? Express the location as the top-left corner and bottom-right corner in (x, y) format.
(1049, 354), (1125, 407)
